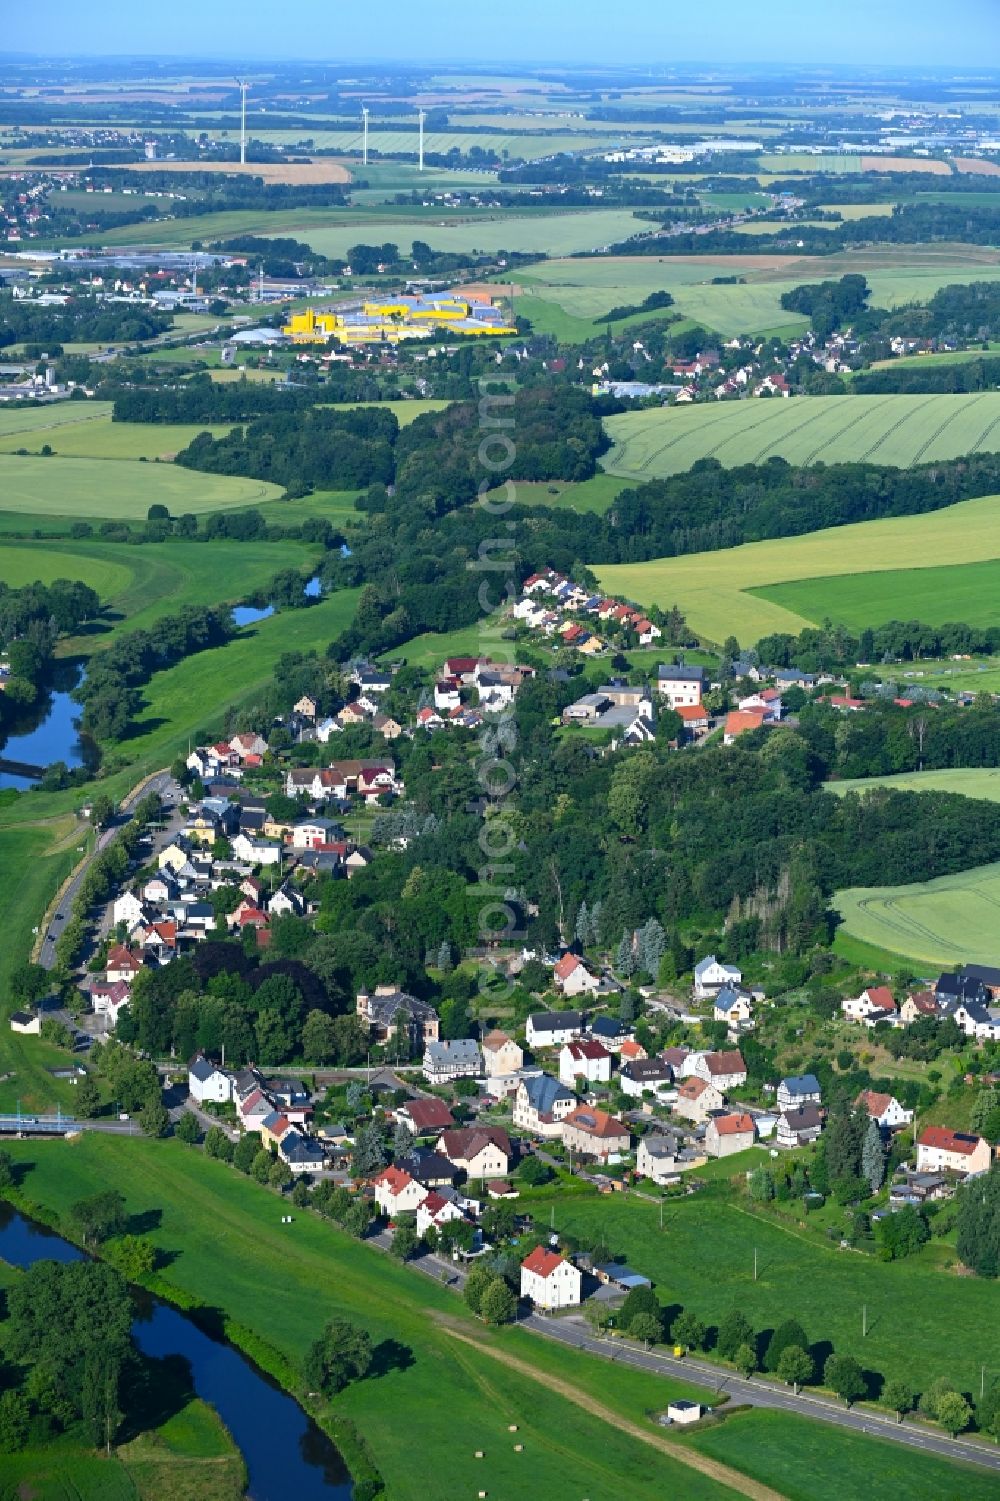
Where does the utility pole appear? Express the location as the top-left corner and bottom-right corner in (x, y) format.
(659, 1198), (663, 1231)
(753, 1246), (758, 1282)
(418, 109), (425, 172)
(862, 1303), (868, 1338)
(362, 106), (369, 168)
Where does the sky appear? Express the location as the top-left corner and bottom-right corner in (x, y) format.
(3, 0), (999, 69)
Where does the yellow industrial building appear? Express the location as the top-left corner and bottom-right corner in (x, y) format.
(282, 293), (516, 345)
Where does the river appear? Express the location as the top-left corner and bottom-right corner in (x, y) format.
(0, 1202), (352, 1500)
(0, 664), (95, 791)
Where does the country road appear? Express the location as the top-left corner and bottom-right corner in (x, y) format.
(371, 1234), (1000, 1476)
(37, 769), (180, 971)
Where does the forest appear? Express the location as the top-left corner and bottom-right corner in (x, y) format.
(853, 356), (1000, 395)
(0, 294), (172, 347)
(175, 403), (398, 494)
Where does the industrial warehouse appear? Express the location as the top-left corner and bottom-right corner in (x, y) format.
(282, 290), (516, 344)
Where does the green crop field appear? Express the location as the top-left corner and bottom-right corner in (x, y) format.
(0, 454), (283, 519)
(835, 860), (1000, 968)
(0, 402), (115, 438)
(518, 1187), (995, 1395)
(276, 208), (647, 261)
(828, 768), (1000, 803)
(751, 557), (1000, 631)
(602, 394), (1000, 479)
(514, 253), (1000, 337)
(0, 1135), (740, 1501)
(253, 125), (618, 158)
(0, 418), (236, 460)
(2, 537), (318, 643)
(594, 491), (1000, 642)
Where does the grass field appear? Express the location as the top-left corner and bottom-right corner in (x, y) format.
(0, 1135), (741, 1501)
(514, 251), (1000, 337)
(602, 394), (1000, 479)
(751, 557), (1000, 631)
(275, 208), (647, 261)
(828, 768), (1000, 803)
(0, 454), (283, 519)
(2, 537), (318, 644)
(835, 860), (1000, 969)
(518, 1187), (994, 1395)
(0, 418), (235, 461)
(593, 491), (1000, 642)
(686, 1409), (995, 1501)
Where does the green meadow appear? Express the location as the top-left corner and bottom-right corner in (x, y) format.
(828, 768), (1000, 804)
(835, 860), (1000, 969)
(0, 454), (283, 519)
(751, 557), (1000, 631)
(519, 1187), (995, 1396)
(593, 492), (1000, 642)
(602, 394), (1000, 479)
(2, 537), (319, 644)
(0, 1135), (738, 1501)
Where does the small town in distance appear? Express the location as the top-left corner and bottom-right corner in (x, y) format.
(1, 5), (1000, 1500)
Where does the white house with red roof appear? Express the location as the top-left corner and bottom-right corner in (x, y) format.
(856, 1090), (913, 1130)
(415, 1190), (467, 1237)
(520, 1246), (582, 1309)
(916, 1126), (991, 1176)
(684, 1049), (747, 1091)
(553, 953), (600, 997)
(558, 1039), (612, 1087)
(842, 986), (898, 1027)
(372, 1165), (428, 1217)
(106, 944), (143, 985)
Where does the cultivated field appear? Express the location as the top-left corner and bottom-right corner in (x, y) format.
(0, 454), (283, 518)
(752, 557), (1000, 630)
(0, 417), (235, 461)
(602, 394), (1000, 479)
(276, 208), (648, 261)
(828, 769), (1000, 803)
(110, 157), (353, 183)
(835, 860), (1000, 968)
(515, 251), (1000, 338)
(592, 492), (1000, 641)
(252, 125), (619, 159)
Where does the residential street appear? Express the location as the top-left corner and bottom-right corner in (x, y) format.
(37, 769), (180, 973)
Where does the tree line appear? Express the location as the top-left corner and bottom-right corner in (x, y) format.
(0, 294), (172, 348)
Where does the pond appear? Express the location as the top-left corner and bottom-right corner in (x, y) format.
(0, 664), (95, 791)
(230, 575), (325, 628)
(0, 1202), (353, 1500)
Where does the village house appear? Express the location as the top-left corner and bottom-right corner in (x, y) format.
(279, 1130), (326, 1176)
(553, 953), (601, 997)
(776, 1104), (823, 1149)
(675, 703), (710, 738)
(589, 1015), (632, 1051)
(657, 663), (705, 709)
(106, 944), (143, 986)
(439, 1126), (512, 1180)
(9, 1011), (40, 1036)
(561, 1105), (630, 1161)
(188, 1054), (233, 1105)
(559, 1039), (612, 1088)
(899, 990), (940, 1025)
(525, 1010), (585, 1048)
(776, 1074), (821, 1111)
(713, 985), (755, 1030)
(685, 1049), (748, 1091)
(394, 1098), (455, 1137)
(520, 1247), (582, 1310)
(916, 1126), (992, 1177)
(372, 1165), (428, 1218)
(619, 1057), (674, 1099)
(481, 1029), (523, 1076)
(674, 1076), (725, 1123)
(415, 1190), (468, 1238)
(356, 986), (439, 1047)
(693, 955), (742, 999)
(705, 1111), (756, 1158)
(856, 1090), (913, 1130)
(724, 709), (766, 744)
(422, 1038), (483, 1084)
(842, 986), (898, 1027)
(513, 1073), (575, 1136)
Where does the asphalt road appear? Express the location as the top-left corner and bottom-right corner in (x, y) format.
(366, 1236), (1000, 1474)
(528, 1314), (1000, 1473)
(38, 770), (178, 972)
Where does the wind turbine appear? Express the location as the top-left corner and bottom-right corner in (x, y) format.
(362, 106), (369, 167)
(234, 78), (251, 165)
(418, 109), (425, 172)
